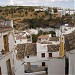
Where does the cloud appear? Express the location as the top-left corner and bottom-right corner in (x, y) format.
(9, 0), (23, 5)
(0, 0), (74, 9)
(44, 0), (68, 2)
(9, 0), (70, 5)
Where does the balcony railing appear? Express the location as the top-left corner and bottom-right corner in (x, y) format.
(0, 50), (13, 60)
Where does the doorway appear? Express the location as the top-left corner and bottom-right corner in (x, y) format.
(0, 67), (2, 75)
(6, 59), (12, 75)
(65, 58), (69, 75)
(42, 62), (45, 66)
(3, 35), (9, 53)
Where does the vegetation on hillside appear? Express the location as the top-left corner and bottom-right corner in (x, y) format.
(0, 6), (74, 30)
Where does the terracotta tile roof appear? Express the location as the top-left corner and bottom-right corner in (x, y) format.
(25, 43), (37, 56)
(47, 45), (59, 52)
(64, 30), (75, 51)
(16, 43), (37, 59)
(38, 35), (49, 39)
(47, 44), (67, 52)
(47, 31), (75, 52)
(16, 44), (25, 59)
(49, 37), (59, 41)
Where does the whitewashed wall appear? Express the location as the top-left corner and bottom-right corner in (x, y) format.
(0, 52), (13, 75)
(29, 29), (38, 35)
(23, 56), (38, 67)
(15, 39), (27, 45)
(0, 30), (15, 52)
(37, 61), (48, 68)
(50, 41), (59, 45)
(0, 29), (15, 75)
(0, 33), (4, 51)
(24, 56), (37, 63)
(48, 58), (65, 75)
(37, 43), (48, 61)
(8, 31), (15, 51)
(68, 50), (75, 75)
(37, 43), (50, 67)
(52, 52), (59, 57)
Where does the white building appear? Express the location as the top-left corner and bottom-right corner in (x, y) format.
(47, 45), (59, 58)
(38, 34), (59, 45)
(37, 42), (49, 67)
(55, 25), (75, 37)
(28, 29), (38, 35)
(0, 20), (15, 75)
(68, 49), (75, 75)
(38, 27), (55, 32)
(14, 31), (32, 46)
(34, 7), (47, 12)
(65, 30), (75, 75)
(38, 35), (49, 42)
(37, 41), (60, 68)
(15, 33), (64, 74)
(48, 58), (65, 75)
(15, 43), (39, 72)
(15, 41), (60, 72)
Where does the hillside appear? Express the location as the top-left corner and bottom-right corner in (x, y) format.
(0, 6), (74, 30)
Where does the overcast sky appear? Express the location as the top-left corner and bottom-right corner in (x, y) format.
(0, 0), (75, 9)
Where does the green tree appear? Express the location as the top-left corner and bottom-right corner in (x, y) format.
(45, 11), (49, 16)
(25, 11), (28, 16)
(32, 34), (38, 43)
(38, 30), (43, 35)
(34, 12), (37, 18)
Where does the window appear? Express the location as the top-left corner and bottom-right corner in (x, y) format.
(15, 41), (16, 43)
(31, 14), (32, 16)
(38, 38), (41, 41)
(41, 53), (45, 57)
(3, 35), (9, 53)
(42, 62), (45, 66)
(6, 59), (12, 75)
(0, 67), (2, 75)
(27, 56), (29, 58)
(49, 53), (52, 57)
(62, 37), (63, 40)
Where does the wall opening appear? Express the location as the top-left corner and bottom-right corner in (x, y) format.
(3, 35), (9, 53)
(6, 59), (12, 75)
(42, 62), (45, 66)
(0, 67), (2, 75)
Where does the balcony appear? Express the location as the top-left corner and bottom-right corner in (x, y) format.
(0, 44), (9, 59)
(0, 50), (13, 60)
